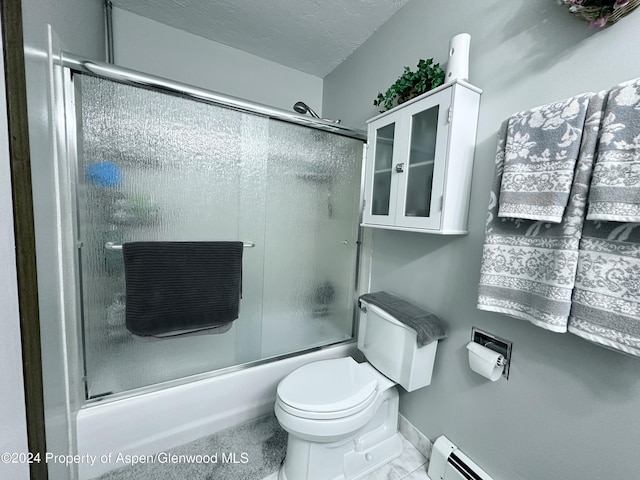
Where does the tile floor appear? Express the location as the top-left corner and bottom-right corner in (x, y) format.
(261, 434), (430, 480)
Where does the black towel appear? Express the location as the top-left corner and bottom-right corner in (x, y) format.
(123, 241), (243, 337)
(359, 291), (446, 347)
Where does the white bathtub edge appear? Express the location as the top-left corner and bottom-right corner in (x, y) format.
(77, 343), (356, 479)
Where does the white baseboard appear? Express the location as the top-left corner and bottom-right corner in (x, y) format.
(398, 414), (432, 461)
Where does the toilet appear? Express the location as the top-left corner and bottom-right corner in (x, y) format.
(275, 299), (440, 480)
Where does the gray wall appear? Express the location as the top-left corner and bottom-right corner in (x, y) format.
(20, 0), (104, 478)
(0, 16), (29, 480)
(323, 1), (640, 479)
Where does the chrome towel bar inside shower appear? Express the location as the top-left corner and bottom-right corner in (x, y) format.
(104, 241), (256, 250)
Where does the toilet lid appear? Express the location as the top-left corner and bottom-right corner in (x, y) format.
(277, 357), (378, 414)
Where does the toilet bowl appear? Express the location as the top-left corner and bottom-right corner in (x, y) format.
(275, 300), (440, 480)
(275, 357), (402, 480)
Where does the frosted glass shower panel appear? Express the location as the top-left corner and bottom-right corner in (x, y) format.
(76, 75), (268, 397)
(74, 74), (364, 399)
(261, 121), (363, 357)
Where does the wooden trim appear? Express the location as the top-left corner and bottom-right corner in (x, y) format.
(0, 1), (49, 479)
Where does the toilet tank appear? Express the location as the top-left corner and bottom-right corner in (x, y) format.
(357, 301), (438, 392)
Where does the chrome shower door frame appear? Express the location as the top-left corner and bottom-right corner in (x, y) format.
(60, 57), (370, 404)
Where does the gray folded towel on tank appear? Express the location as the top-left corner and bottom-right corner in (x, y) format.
(358, 291), (446, 347)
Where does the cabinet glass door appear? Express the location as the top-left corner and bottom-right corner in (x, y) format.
(370, 122), (396, 217)
(404, 106), (438, 217)
(395, 88), (450, 230)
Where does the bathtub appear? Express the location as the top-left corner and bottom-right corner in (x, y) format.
(76, 342), (357, 478)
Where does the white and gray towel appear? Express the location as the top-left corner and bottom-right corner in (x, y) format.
(587, 78), (640, 222)
(568, 221), (640, 357)
(498, 94), (592, 223)
(478, 92), (606, 332)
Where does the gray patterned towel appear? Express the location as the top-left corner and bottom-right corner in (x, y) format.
(568, 222), (640, 356)
(498, 94), (592, 223)
(359, 291), (446, 347)
(478, 92), (605, 332)
(587, 78), (640, 222)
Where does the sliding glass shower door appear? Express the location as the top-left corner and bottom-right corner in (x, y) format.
(73, 74), (363, 399)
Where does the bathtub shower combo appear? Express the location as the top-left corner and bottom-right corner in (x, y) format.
(58, 55), (367, 477)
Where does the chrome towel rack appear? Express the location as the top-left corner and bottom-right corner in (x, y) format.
(104, 241), (255, 250)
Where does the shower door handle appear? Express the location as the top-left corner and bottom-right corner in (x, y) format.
(395, 163), (404, 173)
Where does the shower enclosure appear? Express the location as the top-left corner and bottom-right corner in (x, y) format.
(64, 60), (366, 401)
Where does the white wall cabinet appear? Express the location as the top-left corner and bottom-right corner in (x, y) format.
(362, 80), (481, 234)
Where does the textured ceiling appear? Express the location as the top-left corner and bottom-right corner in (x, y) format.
(111, 0), (410, 78)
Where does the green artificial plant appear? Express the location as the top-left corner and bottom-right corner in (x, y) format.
(374, 58), (446, 112)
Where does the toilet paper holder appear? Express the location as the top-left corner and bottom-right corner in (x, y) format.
(470, 327), (513, 380)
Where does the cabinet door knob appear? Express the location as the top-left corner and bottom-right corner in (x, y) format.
(395, 163), (404, 173)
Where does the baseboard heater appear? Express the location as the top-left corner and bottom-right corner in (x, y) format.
(427, 436), (494, 480)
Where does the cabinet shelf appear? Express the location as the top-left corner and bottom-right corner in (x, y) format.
(362, 80), (481, 234)
(374, 160), (434, 175)
(408, 160), (434, 168)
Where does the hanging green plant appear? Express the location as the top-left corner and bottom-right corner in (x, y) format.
(374, 59), (446, 112)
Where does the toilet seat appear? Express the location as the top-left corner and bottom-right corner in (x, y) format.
(277, 357), (378, 420)
(277, 388), (377, 420)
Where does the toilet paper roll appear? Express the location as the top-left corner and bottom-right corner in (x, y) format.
(445, 33), (471, 82)
(466, 342), (504, 382)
